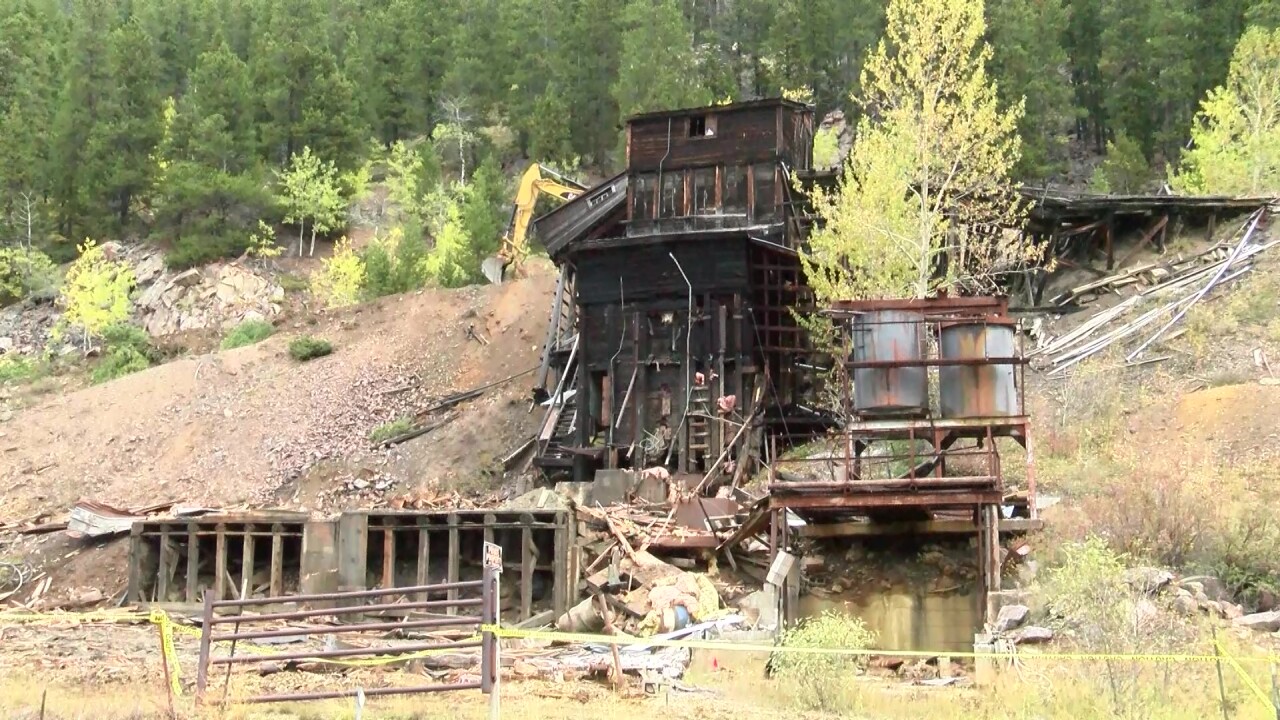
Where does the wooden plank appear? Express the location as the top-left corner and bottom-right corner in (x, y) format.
(416, 517), (430, 602)
(186, 523), (199, 603)
(214, 524), (227, 601)
(270, 523), (284, 597)
(447, 513), (460, 614)
(521, 523), (535, 621)
(240, 526), (255, 599)
(553, 511), (570, 616)
(157, 526), (171, 602)
(381, 521), (395, 590)
(126, 524), (142, 603)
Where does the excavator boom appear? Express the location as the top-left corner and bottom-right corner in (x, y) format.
(482, 164), (586, 284)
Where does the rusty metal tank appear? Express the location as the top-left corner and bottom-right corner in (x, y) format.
(850, 310), (928, 416)
(938, 322), (1018, 418)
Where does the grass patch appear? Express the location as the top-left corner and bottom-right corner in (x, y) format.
(277, 272), (310, 293)
(288, 335), (333, 362)
(220, 319), (275, 350)
(769, 610), (876, 713)
(0, 355), (39, 383)
(369, 416), (414, 444)
(91, 323), (155, 384)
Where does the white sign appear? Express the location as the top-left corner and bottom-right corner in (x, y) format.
(483, 541), (502, 571)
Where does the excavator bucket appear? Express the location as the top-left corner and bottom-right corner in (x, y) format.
(481, 255), (507, 285)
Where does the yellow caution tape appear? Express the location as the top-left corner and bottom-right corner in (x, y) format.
(149, 610), (184, 697)
(1215, 637), (1274, 709)
(479, 624), (1280, 666)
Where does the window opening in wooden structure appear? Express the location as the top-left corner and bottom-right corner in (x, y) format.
(632, 172), (656, 220)
(752, 164), (778, 224)
(691, 167), (718, 216)
(660, 172), (684, 218)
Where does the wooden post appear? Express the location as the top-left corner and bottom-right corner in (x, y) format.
(196, 589), (214, 697)
(240, 526), (255, 600)
(186, 523), (200, 603)
(416, 517), (430, 601)
(447, 513), (460, 614)
(157, 526), (172, 602)
(381, 520), (395, 590)
(213, 524), (227, 601)
(269, 523), (284, 597)
(521, 519), (535, 622)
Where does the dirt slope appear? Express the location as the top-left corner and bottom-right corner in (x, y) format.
(0, 262), (557, 520)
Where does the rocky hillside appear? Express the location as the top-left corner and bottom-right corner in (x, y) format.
(0, 260), (557, 519)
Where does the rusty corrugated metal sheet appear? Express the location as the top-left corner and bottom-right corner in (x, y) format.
(851, 310), (928, 416)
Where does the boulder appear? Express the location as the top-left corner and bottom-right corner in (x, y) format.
(1123, 567), (1174, 595)
(1013, 626), (1054, 644)
(172, 268), (203, 287)
(1131, 598), (1159, 627)
(1174, 593), (1198, 617)
(1232, 611), (1280, 633)
(995, 604), (1030, 632)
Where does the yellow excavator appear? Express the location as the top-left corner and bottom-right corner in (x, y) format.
(482, 164), (587, 284)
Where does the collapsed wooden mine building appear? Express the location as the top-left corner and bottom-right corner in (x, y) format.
(528, 98), (1039, 627)
(530, 98), (826, 484)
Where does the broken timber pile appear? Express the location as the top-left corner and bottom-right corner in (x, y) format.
(1034, 210), (1272, 375)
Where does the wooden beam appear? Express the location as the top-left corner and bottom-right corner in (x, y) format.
(416, 517), (430, 602)
(240, 526), (255, 599)
(381, 521), (395, 590)
(270, 523), (284, 597)
(214, 524), (227, 601)
(521, 523), (535, 622)
(798, 518), (1044, 538)
(186, 523), (199, 603)
(157, 526), (172, 602)
(446, 513), (460, 614)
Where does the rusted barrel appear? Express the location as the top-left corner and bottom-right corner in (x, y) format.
(851, 310), (928, 416)
(938, 322), (1018, 418)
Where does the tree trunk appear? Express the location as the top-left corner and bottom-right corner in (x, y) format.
(298, 222), (305, 257)
(309, 226), (317, 257)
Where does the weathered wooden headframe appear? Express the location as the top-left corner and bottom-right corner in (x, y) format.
(531, 98), (829, 483)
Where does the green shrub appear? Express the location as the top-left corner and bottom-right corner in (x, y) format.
(0, 246), (59, 305)
(288, 335), (333, 361)
(0, 355), (37, 383)
(220, 319), (275, 350)
(91, 323), (156, 384)
(361, 223), (430, 299)
(1089, 132), (1150, 194)
(369, 417), (414, 444)
(770, 611), (876, 712)
(277, 273), (310, 293)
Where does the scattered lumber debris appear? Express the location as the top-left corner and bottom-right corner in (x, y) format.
(66, 500), (178, 539)
(1033, 209), (1273, 375)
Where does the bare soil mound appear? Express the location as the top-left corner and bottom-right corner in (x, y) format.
(0, 262), (557, 520)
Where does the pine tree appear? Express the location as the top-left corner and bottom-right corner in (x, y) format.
(81, 18), (165, 234)
(156, 42), (274, 267)
(614, 0), (710, 118)
(49, 0), (118, 243)
(986, 0), (1077, 181)
(0, 0), (60, 247)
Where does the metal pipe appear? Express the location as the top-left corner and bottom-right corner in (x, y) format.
(207, 580), (484, 608)
(665, 252), (695, 467)
(769, 476), (998, 490)
(207, 597), (483, 624)
(243, 683), (484, 704)
(211, 639), (482, 666)
(210, 616), (480, 642)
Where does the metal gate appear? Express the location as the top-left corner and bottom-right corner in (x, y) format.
(195, 558), (499, 704)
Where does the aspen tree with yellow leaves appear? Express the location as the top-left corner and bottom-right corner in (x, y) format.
(802, 0), (1040, 302)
